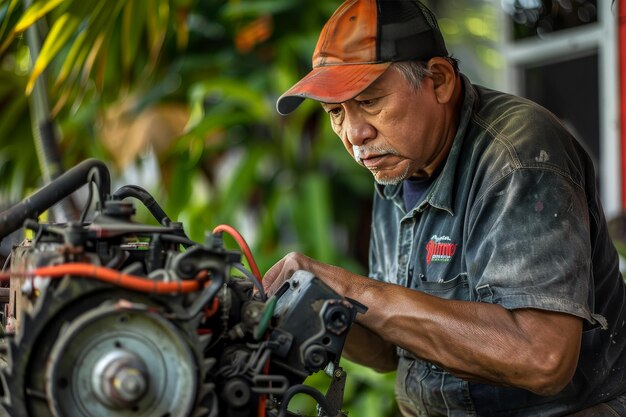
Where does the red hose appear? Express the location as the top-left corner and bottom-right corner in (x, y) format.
(212, 224), (263, 283)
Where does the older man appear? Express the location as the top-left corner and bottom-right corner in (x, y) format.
(264, 0), (626, 415)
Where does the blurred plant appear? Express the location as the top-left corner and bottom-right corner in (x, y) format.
(0, 0), (398, 415)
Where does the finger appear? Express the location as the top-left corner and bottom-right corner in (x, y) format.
(263, 257), (286, 293)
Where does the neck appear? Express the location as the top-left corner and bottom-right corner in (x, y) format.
(414, 76), (463, 180)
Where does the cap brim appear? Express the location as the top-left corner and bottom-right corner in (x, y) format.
(276, 62), (391, 115)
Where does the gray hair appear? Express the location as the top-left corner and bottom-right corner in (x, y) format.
(392, 61), (432, 90)
(392, 58), (460, 90)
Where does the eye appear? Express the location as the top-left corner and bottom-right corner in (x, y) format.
(357, 98), (378, 108)
(328, 107), (342, 116)
(324, 105), (344, 123)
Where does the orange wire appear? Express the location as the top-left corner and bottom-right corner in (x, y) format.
(212, 224), (262, 283)
(258, 393), (267, 417)
(11, 263), (202, 294)
(204, 297), (220, 317)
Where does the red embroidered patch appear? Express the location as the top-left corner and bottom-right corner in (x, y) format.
(425, 236), (457, 265)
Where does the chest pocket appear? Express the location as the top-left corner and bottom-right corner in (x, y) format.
(414, 273), (471, 302)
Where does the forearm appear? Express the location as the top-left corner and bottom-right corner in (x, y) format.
(342, 322), (398, 372)
(263, 253), (582, 395)
(352, 282), (582, 395)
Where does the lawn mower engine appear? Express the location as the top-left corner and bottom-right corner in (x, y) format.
(0, 159), (363, 417)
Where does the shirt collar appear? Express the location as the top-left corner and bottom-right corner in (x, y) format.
(375, 75), (477, 216)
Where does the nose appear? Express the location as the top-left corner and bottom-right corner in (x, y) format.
(345, 112), (376, 146)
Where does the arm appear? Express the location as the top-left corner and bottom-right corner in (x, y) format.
(342, 322), (398, 373)
(264, 252), (582, 396)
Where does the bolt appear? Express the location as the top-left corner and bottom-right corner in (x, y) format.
(114, 368), (148, 402)
(304, 345), (327, 370)
(93, 350), (149, 409)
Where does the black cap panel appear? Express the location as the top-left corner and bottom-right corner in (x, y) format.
(377, 0), (448, 62)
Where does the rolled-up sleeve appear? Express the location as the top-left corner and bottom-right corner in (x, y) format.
(466, 167), (604, 326)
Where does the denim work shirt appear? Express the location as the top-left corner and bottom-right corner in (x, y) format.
(369, 75), (626, 416)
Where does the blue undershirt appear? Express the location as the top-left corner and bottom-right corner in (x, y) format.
(402, 175), (436, 211)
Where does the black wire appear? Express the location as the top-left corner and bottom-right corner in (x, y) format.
(31, 221), (45, 246)
(79, 173), (96, 224)
(277, 384), (338, 417)
(0, 159), (110, 239)
(160, 234), (197, 247)
(233, 262), (266, 301)
(112, 185), (171, 226)
(105, 248), (129, 269)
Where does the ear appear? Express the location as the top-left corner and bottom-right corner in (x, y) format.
(427, 57), (457, 104)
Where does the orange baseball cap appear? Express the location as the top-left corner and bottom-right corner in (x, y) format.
(276, 0), (449, 115)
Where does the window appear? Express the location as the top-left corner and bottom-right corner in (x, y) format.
(504, 0), (598, 40)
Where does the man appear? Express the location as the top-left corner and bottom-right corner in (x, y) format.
(263, 0), (626, 415)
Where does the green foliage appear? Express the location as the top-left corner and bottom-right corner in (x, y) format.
(0, 65), (37, 206)
(0, 0), (397, 415)
(289, 361), (399, 417)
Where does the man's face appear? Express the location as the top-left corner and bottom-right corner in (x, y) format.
(321, 66), (450, 184)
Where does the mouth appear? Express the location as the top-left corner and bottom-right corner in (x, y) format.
(360, 154), (387, 168)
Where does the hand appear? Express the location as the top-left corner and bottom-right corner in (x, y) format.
(263, 252), (318, 296)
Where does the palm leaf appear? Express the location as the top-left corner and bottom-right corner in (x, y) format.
(26, 12), (79, 93)
(13, 0), (64, 32)
(0, 0), (20, 44)
(0, 0), (64, 54)
(121, 0), (146, 72)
